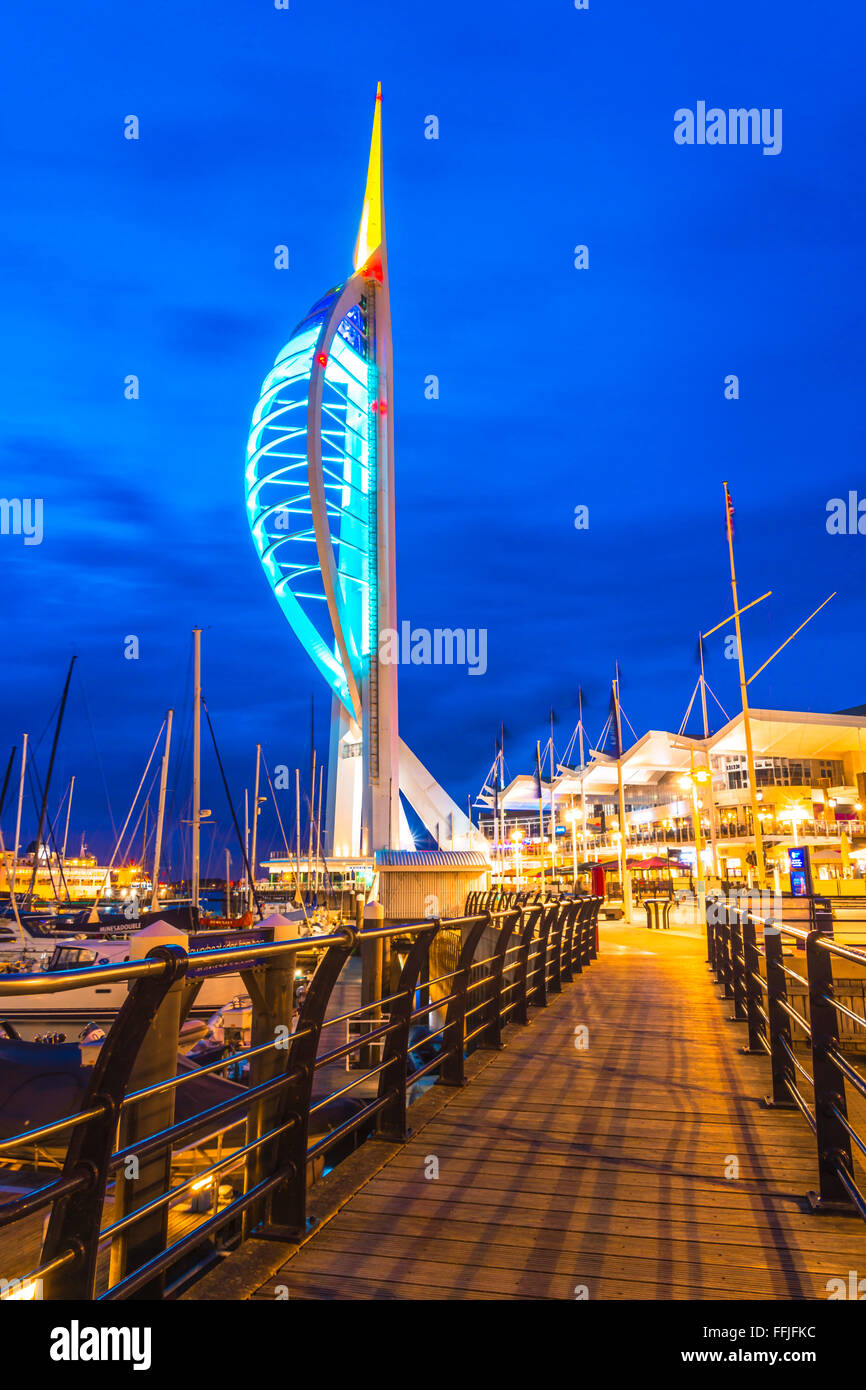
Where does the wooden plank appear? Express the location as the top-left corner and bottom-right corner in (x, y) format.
(323, 1206), (861, 1275)
(306, 1225), (835, 1298)
(259, 1246), (788, 1301)
(332, 1194), (866, 1259)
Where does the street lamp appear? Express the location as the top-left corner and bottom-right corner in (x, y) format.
(678, 752), (711, 921)
(779, 801), (809, 848)
(566, 808), (579, 886)
(510, 829), (524, 888)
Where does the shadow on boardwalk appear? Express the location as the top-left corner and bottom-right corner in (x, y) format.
(190, 921), (866, 1301)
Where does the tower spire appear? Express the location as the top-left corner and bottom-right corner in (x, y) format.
(354, 83), (384, 272)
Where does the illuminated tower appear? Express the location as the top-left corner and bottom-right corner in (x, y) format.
(245, 88), (482, 858)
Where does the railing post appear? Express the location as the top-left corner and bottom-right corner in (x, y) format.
(439, 915), (489, 1086)
(531, 904), (555, 1008)
(587, 896), (600, 962)
(729, 909), (748, 1022)
(740, 911), (766, 1054)
(514, 906), (540, 1026)
(480, 910), (517, 1051)
(762, 923), (797, 1110)
(240, 926), (298, 1239)
(806, 906), (857, 1212)
(547, 904), (565, 995)
(376, 923), (439, 1141)
(560, 901), (578, 983)
(717, 906), (734, 999)
(263, 929), (355, 1239)
(40, 944), (189, 1300)
(706, 894), (718, 971)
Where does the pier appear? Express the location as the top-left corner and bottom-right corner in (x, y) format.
(192, 914), (866, 1301)
(1, 894), (865, 1302)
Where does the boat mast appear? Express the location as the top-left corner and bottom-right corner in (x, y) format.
(308, 750), (316, 898)
(141, 797), (148, 881)
(11, 732), (28, 902)
(27, 655), (76, 903)
(613, 667), (633, 920)
(0, 748), (24, 947)
(722, 482), (766, 888)
(498, 725), (506, 878)
(249, 743), (262, 914)
(244, 789), (250, 910)
(549, 709), (556, 876)
(192, 627), (202, 912)
(316, 762), (324, 897)
(61, 774), (75, 867)
(295, 767), (301, 901)
(698, 636), (720, 877)
(579, 688), (587, 850)
(536, 741), (545, 891)
(149, 708), (173, 911)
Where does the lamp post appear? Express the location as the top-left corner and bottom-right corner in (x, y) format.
(781, 801), (809, 848)
(566, 808), (579, 886)
(510, 829), (523, 888)
(679, 750), (711, 924)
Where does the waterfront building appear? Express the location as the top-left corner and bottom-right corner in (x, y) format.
(481, 707), (866, 892)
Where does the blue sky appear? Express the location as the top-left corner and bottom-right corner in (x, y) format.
(1, 1), (864, 868)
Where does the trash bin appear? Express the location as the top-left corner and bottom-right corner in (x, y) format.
(643, 897), (673, 930)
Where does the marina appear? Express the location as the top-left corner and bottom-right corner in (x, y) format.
(1, 5), (864, 1361)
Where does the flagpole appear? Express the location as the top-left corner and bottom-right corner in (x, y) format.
(578, 688), (587, 854)
(499, 725), (506, 882)
(613, 669), (632, 920)
(549, 709), (556, 879)
(493, 746), (501, 886)
(698, 634), (720, 878)
(723, 481), (766, 888)
(536, 741), (545, 891)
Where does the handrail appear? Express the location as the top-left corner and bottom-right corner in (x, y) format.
(706, 893), (866, 1219)
(0, 894), (603, 1300)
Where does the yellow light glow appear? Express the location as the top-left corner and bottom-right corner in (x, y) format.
(190, 1176), (214, 1193)
(1, 1280), (39, 1300)
(354, 84), (383, 272)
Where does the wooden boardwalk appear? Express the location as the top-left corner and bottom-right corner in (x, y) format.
(243, 919), (866, 1300)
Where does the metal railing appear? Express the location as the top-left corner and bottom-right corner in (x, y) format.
(706, 893), (866, 1220)
(0, 894), (601, 1300)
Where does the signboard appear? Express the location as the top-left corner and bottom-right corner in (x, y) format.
(187, 927), (278, 978)
(788, 845), (813, 899)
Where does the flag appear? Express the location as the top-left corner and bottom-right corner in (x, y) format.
(535, 741), (544, 802)
(725, 486), (735, 539)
